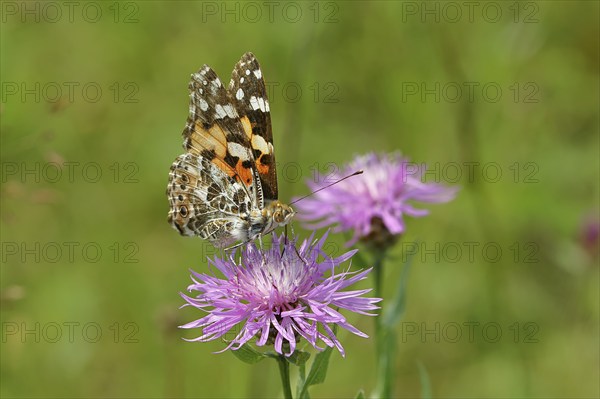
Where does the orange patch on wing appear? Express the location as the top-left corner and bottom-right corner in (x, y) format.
(209, 158), (254, 187)
(235, 160), (254, 186)
(190, 122), (227, 158)
(256, 155), (270, 175)
(240, 116), (253, 140)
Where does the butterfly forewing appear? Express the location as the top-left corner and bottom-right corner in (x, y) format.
(183, 65), (258, 198)
(229, 52), (278, 201)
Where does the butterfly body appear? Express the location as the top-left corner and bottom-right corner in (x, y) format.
(167, 53), (294, 248)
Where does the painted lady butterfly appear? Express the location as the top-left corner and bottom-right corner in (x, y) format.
(167, 52), (294, 249)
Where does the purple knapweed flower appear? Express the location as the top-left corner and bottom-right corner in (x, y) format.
(179, 233), (381, 357)
(295, 153), (459, 248)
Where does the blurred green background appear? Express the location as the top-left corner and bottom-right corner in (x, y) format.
(1, 1), (598, 398)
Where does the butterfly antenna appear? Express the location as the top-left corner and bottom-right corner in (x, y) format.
(290, 170), (363, 205)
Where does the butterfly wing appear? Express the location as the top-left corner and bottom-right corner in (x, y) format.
(229, 52), (278, 202)
(167, 152), (253, 248)
(183, 65), (260, 199)
(167, 63), (262, 246)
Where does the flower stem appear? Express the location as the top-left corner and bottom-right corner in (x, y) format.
(372, 250), (391, 399)
(372, 251), (386, 337)
(276, 354), (293, 399)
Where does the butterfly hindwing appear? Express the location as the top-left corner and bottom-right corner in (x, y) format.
(167, 153), (253, 248)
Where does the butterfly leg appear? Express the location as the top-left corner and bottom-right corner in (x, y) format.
(224, 241), (246, 251)
(257, 235), (268, 264)
(281, 225), (289, 258)
(292, 242), (306, 265)
(258, 234), (264, 250)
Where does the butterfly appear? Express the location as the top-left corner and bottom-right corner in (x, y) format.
(167, 52), (295, 249)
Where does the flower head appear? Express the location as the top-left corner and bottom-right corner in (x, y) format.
(180, 233), (380, 357)
(295, 153), (459, 247)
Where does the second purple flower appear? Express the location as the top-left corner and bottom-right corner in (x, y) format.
(295, 153), (459, 247)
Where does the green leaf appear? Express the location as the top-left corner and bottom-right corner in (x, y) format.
(305, 347), (333, 385)
(264, 350), (279, 359)
(286, 350), (311, 366)
(298, 346), (333, 398)
(296, 363), (310, 399)
(229, 344), (267, 364)
(355, 389), (366, 399)
(381, 247), (416, 329)
(417, 361), (432, 399)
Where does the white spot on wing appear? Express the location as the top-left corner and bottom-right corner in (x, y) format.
(265, 100), (270, 112)
(251, 134), (270, 154)
(214, 104), (227, 119)
(253, 69), (262, 79)
(223, 104), (237, 118)
(250, 96), (260, 110)
(236, 88), (244, 100)
(257, 96), (266, 112)
(240, 77), (245, 84)
(210, 78), (221, 94)
(227, 142), (251, 160)
(199, 98), (209, 111)
(245, 69), (250, 76)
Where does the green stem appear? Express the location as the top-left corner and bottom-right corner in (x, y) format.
(372, 251), (386, 337)
(372, 251), (391, 399)
(276, 354), (293, 399)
